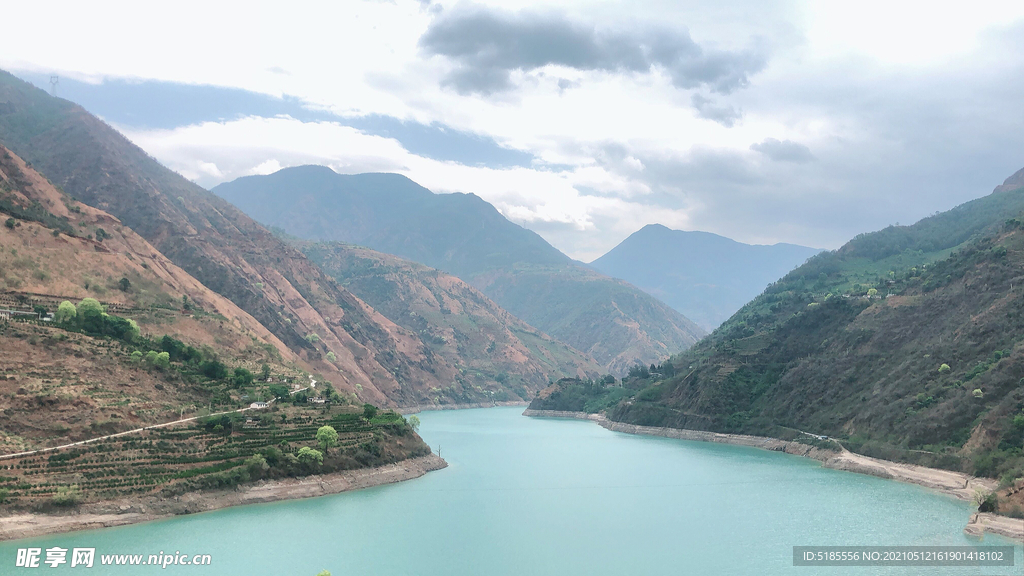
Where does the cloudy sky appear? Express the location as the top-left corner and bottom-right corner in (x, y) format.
(3, 0), (1024, 260)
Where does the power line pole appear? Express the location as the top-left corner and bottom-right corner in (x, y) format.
(49, 75), (59, 97)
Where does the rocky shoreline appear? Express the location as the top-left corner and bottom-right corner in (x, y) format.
(523, 409), (1023, 542)
(0, 454), (447, 541)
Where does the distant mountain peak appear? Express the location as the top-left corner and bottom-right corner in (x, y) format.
(592, 225), (822, 330)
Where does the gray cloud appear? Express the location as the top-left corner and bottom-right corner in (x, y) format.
(419, 6), (767, 95)
(691, 94), (742, 127)
(750, 138), (813, 163)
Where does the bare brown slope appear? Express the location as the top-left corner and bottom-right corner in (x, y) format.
(300, 241), (603, 400)
(0, 70), (458, 406)
(0, 145), (321, 451)
(0, 144), (294, 358)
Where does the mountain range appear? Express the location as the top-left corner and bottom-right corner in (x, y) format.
(213, 167), (706, 373)
(0, 69), (596, 408)
(591, 224), (821, 330)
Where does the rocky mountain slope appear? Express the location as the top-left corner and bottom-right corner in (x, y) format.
(298, 241), (602, 397)
(0, 143), (313, 450)
(0, 70), (508, 407)
(213, 166), (705, 373)
(590, 224), (820, 330)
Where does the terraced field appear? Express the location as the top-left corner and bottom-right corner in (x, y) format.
(0, 405), (422, 507)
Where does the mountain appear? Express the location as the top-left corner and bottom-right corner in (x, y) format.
(212, 166), (706, 373)
(0, 143), (302, 448)
(0, 69), (518, 407)
(298, 241), (602, 396)
(590, 225), (821, 330)
(562, 166), (1024, 484)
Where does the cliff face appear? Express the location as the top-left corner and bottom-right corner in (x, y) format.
(0, 69), (463, 406)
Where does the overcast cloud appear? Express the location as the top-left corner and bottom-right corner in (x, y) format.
(1, 0), (1023, 260)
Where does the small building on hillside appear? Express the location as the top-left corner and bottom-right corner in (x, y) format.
(308, 396), (326, 405)
(249, 401), (269, 410)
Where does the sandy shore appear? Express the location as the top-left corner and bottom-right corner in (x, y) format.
(524, 409), (1023, 542)
(400, 401), (528, 414)
(0, 454), (447, 541)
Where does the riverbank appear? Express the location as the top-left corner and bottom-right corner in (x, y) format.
(400, 400), (528, 414)
(523, 409), (1022, 542)
(0, 454), (447, 541)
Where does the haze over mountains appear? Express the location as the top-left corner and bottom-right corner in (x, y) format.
(591, 225), (821, 330)
(0, 69), (596, 407)
(213, 166), (706, 373)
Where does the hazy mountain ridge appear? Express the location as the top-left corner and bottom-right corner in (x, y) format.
(213, 166), (706, 373)
(590, 224), (821, 330)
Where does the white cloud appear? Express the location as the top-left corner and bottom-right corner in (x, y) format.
(2, 0), (1023, 258)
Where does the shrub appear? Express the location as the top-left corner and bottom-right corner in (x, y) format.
(326, 351), (337, 362)
(973, 388), (985, 399)
(304, 333), (320, 343)
(0, 487), (9, 503)
(938, 363), (950, 373)
(232, 368), (254, 387)
(154, 351), (171, 370)
(201, 360), (229, 380)
(362, 404), (378, 420)
(4, 218), (15, 229)
(51, 485), (82, 507)
(978, 492), (999, 513)
(297, 447), (323, 466)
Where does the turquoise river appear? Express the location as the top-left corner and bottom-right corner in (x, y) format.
(2, 407), (1022, 575)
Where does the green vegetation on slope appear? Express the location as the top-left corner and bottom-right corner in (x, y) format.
(555, 172), (1024, 486)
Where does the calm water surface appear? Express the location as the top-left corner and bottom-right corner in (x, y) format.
(2, 407), (1021, 575)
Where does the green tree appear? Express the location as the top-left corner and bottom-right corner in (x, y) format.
(867, 288), (878, 297)
(144, 350), (159, 366)
(362, 403), (378, 420)
(269, 384), (290, 400)
(316, 425), (339, 454)
(4, 218), (15, 229)
(55, 301), (77, 324)
(325, 351), (337, 362)
(408, 415), (421, 432)
(76, 298), (104, 332)
(938, 363), (951, 373)
(129, 350), (143, 364)
(260, 363), (271, 382)
(154, 351), (171, 370)
(233, 367), (254, 387)
(118, 277), (131, 292)
(297, 446), (323, 466)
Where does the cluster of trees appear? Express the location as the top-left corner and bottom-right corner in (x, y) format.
(55, 298), (140, 342)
